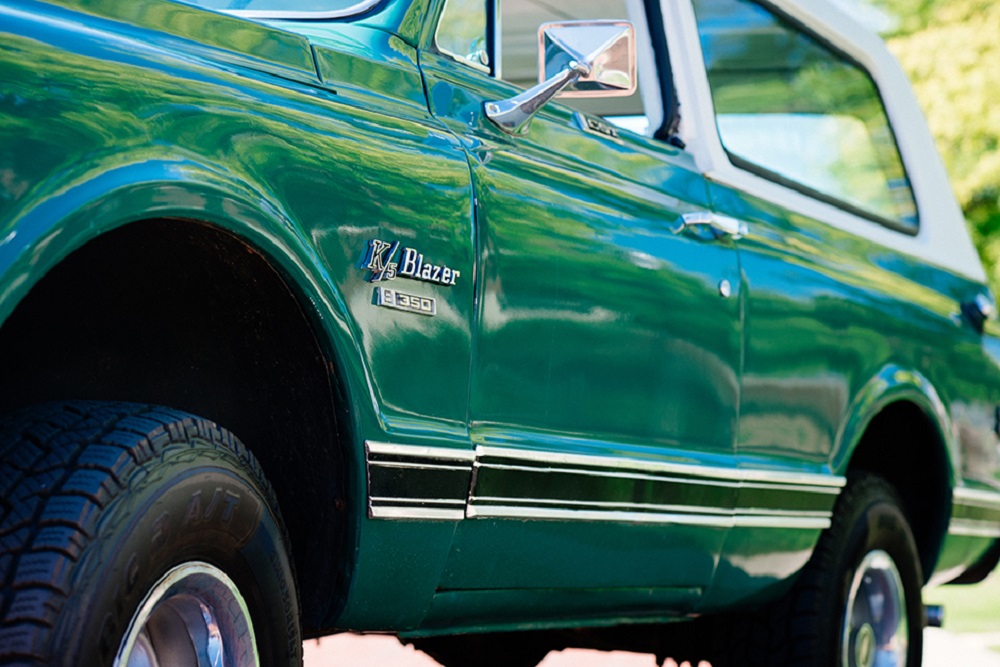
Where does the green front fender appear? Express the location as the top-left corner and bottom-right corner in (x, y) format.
(0, 158), (374, 418)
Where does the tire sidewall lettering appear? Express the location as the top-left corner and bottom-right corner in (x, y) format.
(61, 448), (292, 666)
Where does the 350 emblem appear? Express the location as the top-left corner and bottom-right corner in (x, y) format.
(375, 287), (436, 316)
(361, 239), (460, 286)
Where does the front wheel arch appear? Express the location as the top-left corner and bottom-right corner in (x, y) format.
(0, 219), (352, 632)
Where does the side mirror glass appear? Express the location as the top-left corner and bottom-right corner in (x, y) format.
(484, 19), (636, 135)
(539, 21), (636, 98)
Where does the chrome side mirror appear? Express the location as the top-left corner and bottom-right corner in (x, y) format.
(484, 20), (636, 136)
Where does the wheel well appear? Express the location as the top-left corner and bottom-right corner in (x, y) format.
(0, 218), (349, 633)
(848, 400), (951, 580)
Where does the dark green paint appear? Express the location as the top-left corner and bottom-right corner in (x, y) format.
(2, 0), (999, 637)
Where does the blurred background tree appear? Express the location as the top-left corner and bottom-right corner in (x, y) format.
(872, 0), (1000, 289)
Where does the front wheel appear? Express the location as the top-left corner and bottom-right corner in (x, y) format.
(0, 401), (301, 667)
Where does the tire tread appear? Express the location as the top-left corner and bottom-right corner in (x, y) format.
(0, 400), (285, 665)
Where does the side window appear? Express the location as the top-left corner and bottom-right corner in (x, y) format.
(691, 0), (918, 231)
(435, 0), (491, 72)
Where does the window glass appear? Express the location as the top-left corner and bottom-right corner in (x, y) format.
(435, 0), (491, 71)
(692, 0), (918, 229)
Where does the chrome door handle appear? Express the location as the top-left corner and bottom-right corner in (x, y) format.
(671, 211), (748, 239)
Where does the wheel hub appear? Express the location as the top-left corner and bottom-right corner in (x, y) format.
(841, 550), (908, 667)
(853, 622), (876, 667)
(115, 562), (259, 667)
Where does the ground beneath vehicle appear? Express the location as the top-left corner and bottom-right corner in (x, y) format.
(1, 0), (999, 665)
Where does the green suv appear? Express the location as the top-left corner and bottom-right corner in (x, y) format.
(1, 0), (998, 665)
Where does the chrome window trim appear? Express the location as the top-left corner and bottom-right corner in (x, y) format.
(433, 0), (492, 74)
(434, 46), (492, 75)
(225, 0), (381, 20)
(662, 0), (985, 282)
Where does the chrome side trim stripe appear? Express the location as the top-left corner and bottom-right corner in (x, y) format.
(466, 504), (830, 530)
(372, 507), (467, 520)
(740, 481), (841, 495)
(370, 497), (465, 506)
(365, 441), (475, 520)
(475, 462), (739, 489)
(372, 461), (471, 472)
(950, 488), (1000, 538)
(953, 487), (1000, 510)
(949, 519), (1000, 539)
(366, 441), (477, 462)
(470, 495), (734, 515)
(474, 445), (845, 489)
(363, 441), (843, 526)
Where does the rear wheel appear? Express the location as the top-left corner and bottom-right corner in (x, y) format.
(792, 473), (921, 667)
(0, 401), (301, 666)
(669, 473), (923, 667)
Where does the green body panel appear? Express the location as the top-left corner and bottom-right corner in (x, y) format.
(2, 0), (1000, 638)
(704, 181), (1000, 600)
(417, 586), (703, 635)
(420, 50), (738, 606)
(0, 0), (474, 630)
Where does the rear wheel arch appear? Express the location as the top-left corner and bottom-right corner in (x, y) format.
(0, 217), (361, 633)
(841, 390), (953, 580)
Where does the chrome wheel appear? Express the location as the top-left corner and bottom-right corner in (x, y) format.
(841, 550), (908, 667)
(115, 561), (259, 667)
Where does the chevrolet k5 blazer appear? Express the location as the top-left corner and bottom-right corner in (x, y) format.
(1, 0), (998, 666)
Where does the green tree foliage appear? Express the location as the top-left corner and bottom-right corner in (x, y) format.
(882, 0), (1000, 287)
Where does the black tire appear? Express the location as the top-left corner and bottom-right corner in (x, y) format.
(677, 473), (923, 667)
(0, 401), (301, 666)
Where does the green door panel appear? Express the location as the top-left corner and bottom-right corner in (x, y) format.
(420, 50), (740, 597)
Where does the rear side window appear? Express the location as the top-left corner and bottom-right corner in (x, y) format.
(692, 0), (918, 232)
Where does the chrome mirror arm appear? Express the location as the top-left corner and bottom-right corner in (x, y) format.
(484, 61), (590, 136)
